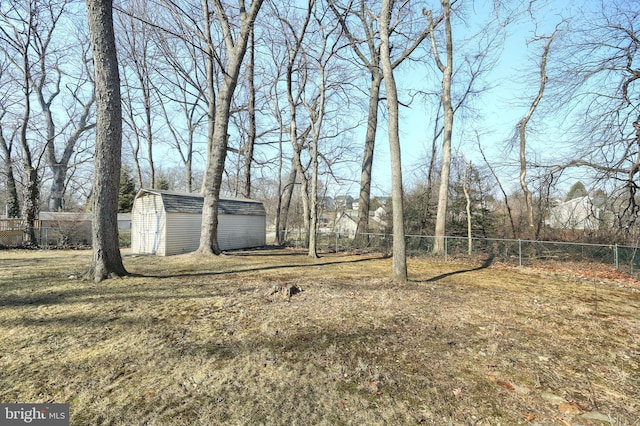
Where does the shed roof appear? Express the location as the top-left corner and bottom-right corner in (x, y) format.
(136, 189), (266, 216)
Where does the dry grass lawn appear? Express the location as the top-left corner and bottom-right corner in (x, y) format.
(0, 248), (639, 425)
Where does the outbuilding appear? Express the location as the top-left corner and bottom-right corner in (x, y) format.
(131, 189), (266, 256)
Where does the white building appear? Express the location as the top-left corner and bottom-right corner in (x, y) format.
(131, 189), (266, 256)
(546, 196), (604, 231)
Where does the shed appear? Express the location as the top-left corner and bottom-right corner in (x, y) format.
(131, 189), (266, 256)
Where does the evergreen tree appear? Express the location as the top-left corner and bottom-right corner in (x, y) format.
(118, 166), (136, 212)
(567, 182), (587, 200)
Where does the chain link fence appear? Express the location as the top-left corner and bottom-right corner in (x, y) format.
(281, 231), (640, 279)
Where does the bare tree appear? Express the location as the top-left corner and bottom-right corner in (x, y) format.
(328, 0), (435, 242)
(242, 26), (257, 199)
(428, 0), (454, 255)
(157, 78), (205, 193)
(1, 0), (98, 245)
(197, 0), (265, 255)
(425, 0), (504, 253)
(0, 1), (45, 244)
(380, 0), (407, 283)
(0, 52), (20, 217)
(0, 110), (20, 218)
(31, 14), (96, 212)
(516, 26), (558, 236)
(86, 0), (128, 282)
(548, 1), (640, 241)
(116, 0), (161, 189)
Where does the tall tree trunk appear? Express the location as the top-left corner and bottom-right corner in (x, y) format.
(462, 156), (472, 255)
(200, 83), (234, 254)
(355, 72), (383, 242)
(48, 163), (67, 211)
(432, 0), (453, 255)
(308, 138), (318, 258)
(22, 169), (39, 245)
(242, 26), (256, 199)
(0, 127), (20, 218)
(328, 0), (433, 245)
(198, 0), (265, 255)
(86, 0), (128, 282)
(518, 30), (555, 237)
(18, 33), (38, 246)
(278, 167), (297, 244)
(380, 0), (407, 284)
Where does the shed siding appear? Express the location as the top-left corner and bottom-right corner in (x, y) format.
(218, 214), (266, 250)
(164, 213), (202, 256)
(131, 193), (166, 254)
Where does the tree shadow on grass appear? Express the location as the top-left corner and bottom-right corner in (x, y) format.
(145, 255), (385, 279)
(423, 254), (495, 283)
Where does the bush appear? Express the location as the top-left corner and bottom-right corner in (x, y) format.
(119, 230), (131, 248)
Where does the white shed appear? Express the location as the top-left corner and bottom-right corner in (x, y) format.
(131, 189), (266, 256)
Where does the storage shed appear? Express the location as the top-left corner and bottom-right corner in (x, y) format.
(131, 189), (266, 256)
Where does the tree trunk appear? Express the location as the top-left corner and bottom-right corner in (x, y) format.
(86, 0), (128, 282)
(278, 167), (297, 244)
(518, 30), (555, 237)
(242, 26), (256, 199)
(463, 156), (472, 255)
(355, 72), (383, 243)
(199, 84), (233, 255)
(0, 129), (20, 218)
(48, 163), (67, 211)
(380, 0), (407, 284)
(432, 0), (453, 255)
(198, 0), (264, 254)
(22, 169), (39, 245)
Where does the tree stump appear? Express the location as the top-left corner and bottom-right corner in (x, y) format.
(265, 283), (302, 301)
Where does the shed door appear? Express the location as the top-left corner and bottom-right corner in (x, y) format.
(139, 210), (160, 254)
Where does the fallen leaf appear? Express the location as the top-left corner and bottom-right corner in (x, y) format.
(452, 388), (463, 398)
(559, 402), (582, 414)
(497, 380), (515, 391)
(367, 381), (381, 394)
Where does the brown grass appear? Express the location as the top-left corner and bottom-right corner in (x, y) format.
(1, 248), (639, 425)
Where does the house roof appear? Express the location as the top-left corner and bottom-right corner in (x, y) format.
(335, 211), (358, 224)
(136, 189), (266, 216)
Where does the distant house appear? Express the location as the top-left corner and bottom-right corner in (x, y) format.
(546, 196), (605, 231)
(334, 212), (358, 237)
(131, 189), (266, 256)
(319, 196), (334, 211)
(370, 206), (389, 230)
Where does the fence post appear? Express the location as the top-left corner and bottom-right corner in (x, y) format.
(335, 232), (339, 253)
(615, 244), (619, 270)
(518, 239), (522, 267)
(445, 236), (448, 262)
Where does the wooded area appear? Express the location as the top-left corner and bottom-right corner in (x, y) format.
(1, 0), (640, 281)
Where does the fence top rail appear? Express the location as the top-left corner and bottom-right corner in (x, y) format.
(353, 232), (639, 251)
